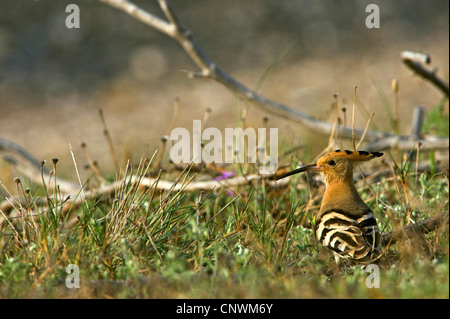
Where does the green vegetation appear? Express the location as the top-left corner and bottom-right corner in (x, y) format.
(423, 99), (449, 137)
(1, 0), (448, 301)
(0, 140), (448, 298)
(0, 69), (448, 298)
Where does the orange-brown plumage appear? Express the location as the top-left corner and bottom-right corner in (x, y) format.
(277, 150), (383, 264)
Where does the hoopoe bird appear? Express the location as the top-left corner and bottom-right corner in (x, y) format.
(277, 150), (383, 265)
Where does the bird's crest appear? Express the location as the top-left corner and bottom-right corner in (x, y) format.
(319, 149), (383, 163)
(276, 149), (383, 180)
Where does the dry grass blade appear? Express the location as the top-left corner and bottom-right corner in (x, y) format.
(356, 112), (375, 150)
(99, 108), (120, 171)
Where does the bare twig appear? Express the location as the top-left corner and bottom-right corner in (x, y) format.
(401, 50), (449, 97)
(97, 0), (446, 147)
(356, 112), (375, 150)
(1, 136), (448, 245)
(327, 93), (339, 148)
(80, 142), (107, 183)
(0, 138), (49, 174)
(409, 106), (425, 141)
(405, 106), (425, 164)
(0, 137), (292, 223)
(381, 210), (449, 247)
(363, 134), (448, 153)
(0, 138), (79, 193)
(99, 108), (120, 171)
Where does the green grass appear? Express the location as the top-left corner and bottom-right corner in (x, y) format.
(423, 99), (449, 137)
(0, 144), (448, 298)
(1, 94), (448, 298)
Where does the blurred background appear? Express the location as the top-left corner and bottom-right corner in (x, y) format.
(0, 0), (448, 179)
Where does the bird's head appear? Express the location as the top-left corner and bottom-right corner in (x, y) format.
(276, 150), (383, 184)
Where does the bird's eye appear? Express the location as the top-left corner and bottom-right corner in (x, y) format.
(328, 160), (336, 166)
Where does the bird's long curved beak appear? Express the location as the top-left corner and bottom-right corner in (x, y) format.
(276, 163), (320, 180)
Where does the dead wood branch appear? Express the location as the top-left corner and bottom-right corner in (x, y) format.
(409, 106), (425, 141)
(0, 138), (80, 193)
(363, 134), (449, 153)
(0, 138), (48, 174)
(401, 51), (449, 97)
(1, 137), (448, 245)
(1, 137), (288, 222)
(98, 0), (448, 152)
(363, 105), (447, 162)
(381, 210), (449, 247)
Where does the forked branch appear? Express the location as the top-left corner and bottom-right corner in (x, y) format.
(401, 51), (449, 97)
(98, 0), (449, 152)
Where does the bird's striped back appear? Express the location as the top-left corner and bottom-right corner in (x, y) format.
(276, 149), (384, 265)
(316, 209), (381, 263)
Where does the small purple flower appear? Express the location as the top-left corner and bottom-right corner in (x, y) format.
(225, 189), (235, 197)
(212, 170), (236, 181)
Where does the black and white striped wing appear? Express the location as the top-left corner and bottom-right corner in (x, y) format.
(316, 210), (381, 263)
